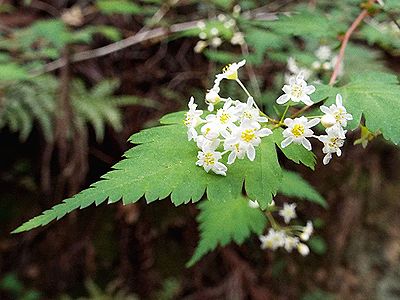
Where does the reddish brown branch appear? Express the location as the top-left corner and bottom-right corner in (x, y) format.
(328, 3), (374, 85)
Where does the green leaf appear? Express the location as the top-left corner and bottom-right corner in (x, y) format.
(272, 128), (316, 169)
(14, 115), (282, 233)
(316, 72), (400, 145)
(187, 196), (267, 267)
(96, 0), (141, 15)
(308, 236), (327, 255)
(0, 63), (29, 81)
(278, 170), (326, 207)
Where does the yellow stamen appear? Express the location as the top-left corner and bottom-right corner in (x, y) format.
(291, 124), (305, 137)
(241, 129), (256, 142)
(204, 152), (215, 165)
(291, 84), (303, 98)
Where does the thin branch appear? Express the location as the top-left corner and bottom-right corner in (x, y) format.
(291, 1), (375, 119)
(328, 3), (374, 85)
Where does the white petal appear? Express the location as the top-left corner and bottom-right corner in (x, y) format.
(282, 85), (291, 94)
(336, 94), (343, 106)
(320, 105), (331, 114)
(301, 138), (312, 150)
(227, 151), (236, 164)
(247, 144), (256, 161)
(307, 118), (320, 127)
(258, 128), (273, 137)
(281, 137), (293, 148)
(276, 94), (290, 104)
(284, 118), (294, 126)
(323, 153), (332, 165)
(301, 95), (314, 106)
(304, 85), (315, 94)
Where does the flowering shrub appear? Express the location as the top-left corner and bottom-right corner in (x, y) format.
(10, 0), (400, 269)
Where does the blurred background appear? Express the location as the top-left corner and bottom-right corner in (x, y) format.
(0, 0), (400, 299)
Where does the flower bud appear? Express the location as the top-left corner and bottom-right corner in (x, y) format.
(321, 114), (336, 128)
(297, 243), (310, 256)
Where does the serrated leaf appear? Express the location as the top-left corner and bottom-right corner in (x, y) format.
(14, 116), (282, 232)
(272, 128), (316, 169)
(315, 72), (400, 145)
(186, 196), (267, 267)
(278, 170), (326, 207)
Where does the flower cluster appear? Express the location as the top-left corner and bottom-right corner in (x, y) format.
(276, 73), (352, 165)
(285, 45), (343, 82)
(184, 60), (273, 176)
(256, 201), (314, 256)
(194, 5), (244, 53)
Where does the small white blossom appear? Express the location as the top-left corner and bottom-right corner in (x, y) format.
(315, 45), (332, 61)
(196, 146), (227, 176)
(231, 32), (245, 45)
(217, 14), (227, 22)
(216, 60), (246, 81)
(210, 27), (219, 36)
(198, 32), (207, 40)
(205, 100), (238, 136)
(300, 221), (314, 241)
(224, 19), (236, 28)
(284, 236), (300, 252)
(286, 57), (312, 81)
(224, 119), (272, 162)
(318, 126), (346, 165)
(211, 37), (222, 48)
(248, 199), (260, 209)
(297, 243), (310, 256)
(184, 97), (204, 141)
(234, 97), (268, 126)
(194, 41), (208, 53)
(281, 117), (320, 151)
(277, 73), (316, 106)
(320, 94), (353, 128)
(196, 21), (206, 30)
(205, 87), (224, 111)
(279, 203), (297, 224)
(259, 229), (286, 250)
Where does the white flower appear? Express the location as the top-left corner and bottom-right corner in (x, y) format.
(211, 37), (222, 48)
(286, 57), (312, 81)
(184, 97), (204, 141)
(318, 125), (346, 165)
(300, 221), (314, 241)
(231, 32), (245, 45)
(234, 97), (268, 127)
(196, 21), (206, 30)
(315, 45), (332, 61)
(199, 32), (207, 40)
(204, 100), (238, 136)
(279, 203), (297, 224)
(205, 87), (223, 111)
(297, 243), (310, 256)
(196, 135), (220, 151)
(277, 72), (316, 106)
(284, 236), (299, 252)
(320, 94), (353, 128)
(216, 59), (246, 81)
(194, 41), (208, 53)
(281, 117), (320, 151)
(259, 229), (286, 250)
(224, 119), (272, 162)
(196, 146), (227, 176)
(210, 27), (219, 36)
(248, 199), (260, 209)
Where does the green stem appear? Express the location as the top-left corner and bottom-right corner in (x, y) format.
(280, 104), (290, 124)
(266, 211), (279, 230)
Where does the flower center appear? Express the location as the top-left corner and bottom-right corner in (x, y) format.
(184, 113), (192, 126)
(291, 84), (303, 98)
(241, 129), (256, 142)
(204, 152), (215, 165)
(243, 111), (253, 119)
(222, 64), (238, 80)
(291, 124), (305, 137)
(219, 113), (231, 124)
